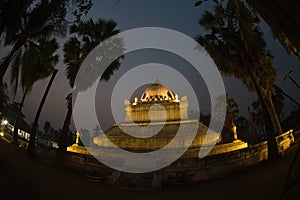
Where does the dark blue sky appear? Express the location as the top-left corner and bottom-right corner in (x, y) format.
(2, 0), (299, 130)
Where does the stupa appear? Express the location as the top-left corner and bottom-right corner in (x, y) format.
(93, 80), (222, 151)
(65, 80), (294, 186)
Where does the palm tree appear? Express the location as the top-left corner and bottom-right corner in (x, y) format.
(27, 39), (59, 155)
(0, 0), (92, 152)
(247, 0), (300, 59)
(56, 18), (123, 165)
(8, 37), (59, 154)
(0, 1), (67, 82)
(28, 68), (58, 155)
(255, 62), (283, 134)
(10, 38), (59, 146)
(196, 0), (280, 158)
(0, 0), (93, 82)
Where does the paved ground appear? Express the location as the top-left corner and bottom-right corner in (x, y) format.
(0, 137), (300, 200)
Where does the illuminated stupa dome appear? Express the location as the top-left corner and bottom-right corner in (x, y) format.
(140, 79), (178, 102)
(94, 80), (223, 152)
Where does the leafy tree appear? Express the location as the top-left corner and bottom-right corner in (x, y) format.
(196, 0), (280, 157)
(195, 0), (300, 60)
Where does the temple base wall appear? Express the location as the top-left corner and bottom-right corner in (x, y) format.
(60, 131), (295, 187)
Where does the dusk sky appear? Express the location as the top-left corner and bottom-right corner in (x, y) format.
(2, 0), (299, 131)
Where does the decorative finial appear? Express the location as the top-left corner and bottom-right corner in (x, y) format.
(133, 96), (139, 105)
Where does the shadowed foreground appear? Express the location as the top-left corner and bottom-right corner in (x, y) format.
(0, 138), (300, 200)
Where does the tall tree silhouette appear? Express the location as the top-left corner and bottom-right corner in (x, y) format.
(0, 1), (64, 82)
(0, 0), (93, 82)
(247, 0), (300, 59)
(10, 38), (59, 145)
(56, 18), (124, 165)
(196, 0), (280, 158)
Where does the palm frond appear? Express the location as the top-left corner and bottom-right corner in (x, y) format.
(64, 18), (124, 91)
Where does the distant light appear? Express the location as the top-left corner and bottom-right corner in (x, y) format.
(2, 119), (8, 125)
(0, 132), (4, 137)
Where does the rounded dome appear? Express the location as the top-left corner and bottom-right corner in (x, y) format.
(140, 81), (177, 102)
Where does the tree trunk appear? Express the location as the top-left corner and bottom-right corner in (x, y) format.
(247, 68), (279, 159)
(12, 91), (27, 145)
(28, 69), (58, 156)
(56, 94), (73, 167)
(267, 93), (283, 134)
